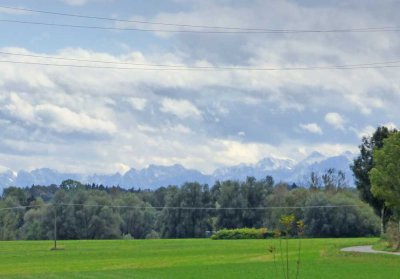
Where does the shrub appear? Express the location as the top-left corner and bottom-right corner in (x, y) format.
(145, 230), (160, 239)
(122, 233), (134, 240)
(211, 228), (273, 240)
(385, 220), (400, 250)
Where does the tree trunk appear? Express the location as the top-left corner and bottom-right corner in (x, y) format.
(380, 206), (385, 236)
(397, 221), (400, 250)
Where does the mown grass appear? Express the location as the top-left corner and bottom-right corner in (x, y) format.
(0, 238), (398, 278)
(372, 239), (400, 252)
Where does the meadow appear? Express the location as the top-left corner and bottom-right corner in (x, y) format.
(0, 238), (398, 279)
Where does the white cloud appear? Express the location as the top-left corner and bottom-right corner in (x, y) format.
(128, 97), (147, 111)
(211, 139), (277, 167)
(160, 98), (202, 119)
(35, 104), (117, 135)
(138, 123), (191, 135)
(5, 93), (35, 122)
(351, 122), (397, 139)
(0, 6), (31, 15)
(383, 122), (397, 130)
(62, 0), (113, 6)
(351, 125), (375, 139)
(63, 0), (88, 5)
(2, 0), (400, 175)
(114, 163), (130, 175)
(299, 123), (323, 135)
(325, 112), (345, 130)
(2, 93), (116, 135)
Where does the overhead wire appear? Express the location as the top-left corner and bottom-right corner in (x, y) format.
(0, 5), (399, 33)
(1, 59), (400, 71)
(1, 19), (400, 34)
(0, 203), (364, 211)
(0, 205), (42, 211)
(1, 51), (400, 71)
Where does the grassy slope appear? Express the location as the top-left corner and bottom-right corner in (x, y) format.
(0, 238), (398, 278)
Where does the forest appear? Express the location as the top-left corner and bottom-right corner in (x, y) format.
(0, 174), (379, 240)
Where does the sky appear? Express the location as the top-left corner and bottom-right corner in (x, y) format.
(0, 0), (399, 175)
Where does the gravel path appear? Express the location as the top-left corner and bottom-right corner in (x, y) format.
(341, 245), (400, 256)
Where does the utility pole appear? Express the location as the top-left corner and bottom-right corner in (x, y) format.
(53, 204), (57, 250)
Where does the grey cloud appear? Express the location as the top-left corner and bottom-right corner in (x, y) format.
(1, 1), (400, 174)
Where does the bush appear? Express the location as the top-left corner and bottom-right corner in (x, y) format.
(304, 192), (380, 237)
(211, 228), (273, 240)
(385, 221), (400, 250)
(122, 233), (134, 240)
(145, 230), (160, 239)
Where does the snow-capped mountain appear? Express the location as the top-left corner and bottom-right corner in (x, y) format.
(285, 152), (355, 185)
(0, 152), (356, 191)
(0, 168), (17, 192)
(212, 156), (296, 182)
(116, 164), (211, 188)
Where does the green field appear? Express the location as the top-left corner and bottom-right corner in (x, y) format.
(0, 238), (398, 278)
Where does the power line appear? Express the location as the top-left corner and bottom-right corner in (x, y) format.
(0, 205), (42, 211)
(0, 5), (398, 33)
(1, 59), (400, 71)
(0, 203), (364, 211)
(59, 203), (364, 210)
(2, 51), (400, 71)
(0, 51), (190, 68)
(1, 19), (400, 34)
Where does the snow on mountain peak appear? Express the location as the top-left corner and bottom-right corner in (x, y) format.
(0, 151), (356, 189)
(255, 156), (296, 171)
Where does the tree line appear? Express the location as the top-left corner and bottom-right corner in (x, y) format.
(0, 173), (379, 240)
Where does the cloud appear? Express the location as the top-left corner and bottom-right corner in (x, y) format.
(138, 123), (191, 135)
(0, 6), (32, 15)
(382, 122), (397, 130)
(325, 112), (345, 130)
(160, 98), (202, 119)
(35, 104), (117, 135)
(62, 0), (113, 6)
(0, 44), (395, 174)
(114, 163), (130, 175)
(299, 123), (323, 135)
(2, 0), (400, 174)
(62, 0), (90, 6)
(128, 97), (147, 111)
(351, 122), (398, 139)
(2, 93), (116, 136)
(351, 125), (375, 139)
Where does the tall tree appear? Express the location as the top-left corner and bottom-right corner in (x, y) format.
(351, 126), (396, 234)
(369, 132), (400, 248)
(215, 180), (247, 229)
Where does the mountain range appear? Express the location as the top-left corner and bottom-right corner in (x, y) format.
(0, 152), (356, 191)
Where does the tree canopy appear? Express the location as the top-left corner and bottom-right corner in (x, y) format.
(0, 174), (379, 240)
(351, 126), (396, 233)
(369, 132), (400, 215)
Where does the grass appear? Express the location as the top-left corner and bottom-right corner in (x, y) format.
(0, 238), (399, 278)
(372, 239), (400, 253)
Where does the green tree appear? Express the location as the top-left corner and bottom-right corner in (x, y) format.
(159, 183), (212, 238)
(119, 192), (156, 239)
(351, 126), (396, 234)
(215, 180), (246, 229)
(21, 198), (47, 240)
(369, 132), (400, 248)
(242, 176), (273, 228)
(304, 192), (379, 237)
(0, 196), (25, 240)
(60, 179), (84, 190)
